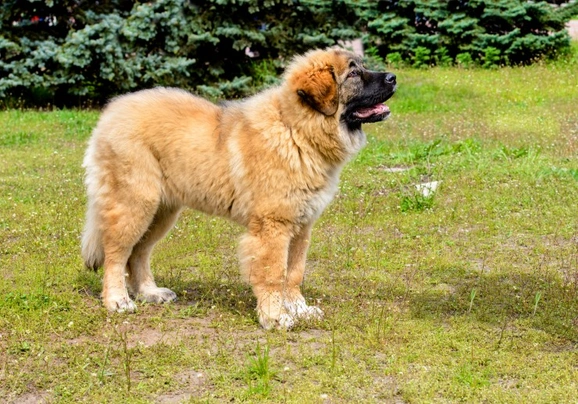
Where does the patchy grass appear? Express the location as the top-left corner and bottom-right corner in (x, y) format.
(1, 53), (577, 403)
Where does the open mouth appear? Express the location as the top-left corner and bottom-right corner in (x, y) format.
(352, 103), (390, 120)
(348, 89), (395, 123)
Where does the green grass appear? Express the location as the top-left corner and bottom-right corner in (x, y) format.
(1, 51), (577, 402)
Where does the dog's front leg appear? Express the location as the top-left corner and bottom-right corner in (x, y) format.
(239, 218), (293, 330)
(285, 222), (323, 321)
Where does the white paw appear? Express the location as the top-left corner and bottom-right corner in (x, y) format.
(284, 298), (324, 321)
(104, 295), (137, 313)
(256, 291), (295, 330)
(277, 313), (296, 329)
(302, 305), (324, 320)
(136, 287), (177, 304)
(259, 311), (295, 330)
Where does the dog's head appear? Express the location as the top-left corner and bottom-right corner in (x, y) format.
(285, 48), (397, 130)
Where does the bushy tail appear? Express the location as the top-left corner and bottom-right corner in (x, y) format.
(81, 195), (104, 270)
(81, 137), (104, 271)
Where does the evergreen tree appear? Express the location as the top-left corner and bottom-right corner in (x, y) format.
(0, 0), (574, 106)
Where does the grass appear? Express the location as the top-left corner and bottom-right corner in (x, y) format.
(1, 49), (577, 402)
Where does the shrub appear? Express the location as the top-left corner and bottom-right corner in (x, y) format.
(0, 0), (364, 105)
(386, 52), (405, 68)
(0, 0), (574, 106)
(482, 46), (502, 68)
(435, 47), (453, 66)
(456, 52), (475, 68)
(412, 46), (432, 68)
(363, 0), (572, 67)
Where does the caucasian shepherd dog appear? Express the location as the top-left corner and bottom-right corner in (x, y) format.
(82, 48), (396, 329)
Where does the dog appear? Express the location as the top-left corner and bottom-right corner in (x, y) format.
(81, 48), (396, 329)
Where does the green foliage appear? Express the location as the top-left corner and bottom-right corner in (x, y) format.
(363, 45), (386, 69)
(244, 343), (277, 399)
(456, 52), (475, 67)
(482, 46), (502, 68)
(554, 0), (578, 21)
(412, 46), (432, 68)
(363, 0), (571, 68)
(386, 52), (404, 67)
(540, 167), (578, 181)
(435, 46), (453, 66)
(400, 192), (435, 212)
(0, 0), (365, 105)
(0, 0), (574, 106)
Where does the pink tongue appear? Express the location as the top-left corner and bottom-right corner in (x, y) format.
(354, 104), (389, 118)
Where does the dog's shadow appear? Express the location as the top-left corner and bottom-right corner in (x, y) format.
(76, 267), (253, 315)
(403, 269), (578, 343)
(75, 264), (326, 324)
(76, 263), (578, 341)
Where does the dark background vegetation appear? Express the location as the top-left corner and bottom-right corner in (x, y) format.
(1, 0), (576, 106)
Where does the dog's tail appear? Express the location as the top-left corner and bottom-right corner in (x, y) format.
(81, 193), (104, 270)
(81, 139), (104, 270)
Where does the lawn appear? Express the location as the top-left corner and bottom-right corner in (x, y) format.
(1, 50), (577, 403)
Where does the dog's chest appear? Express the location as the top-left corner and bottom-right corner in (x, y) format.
(305, 186), (336, 220)
(299, 169), (341, 222)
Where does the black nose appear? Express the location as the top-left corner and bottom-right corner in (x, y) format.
(385, 73), (396, 84)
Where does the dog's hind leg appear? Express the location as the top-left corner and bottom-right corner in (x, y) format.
(95, 150), (164, 313)
(284, 222), (323, 321)
(126, 204), (182, 304)
(100, 194), (160, 312)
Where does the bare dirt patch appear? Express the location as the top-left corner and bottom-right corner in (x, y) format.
(8, 391), (49, 404)
(126, 315), (218, 349)
(155, 370), (209, 403)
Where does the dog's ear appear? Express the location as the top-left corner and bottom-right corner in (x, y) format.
(296, 67), (338, 116)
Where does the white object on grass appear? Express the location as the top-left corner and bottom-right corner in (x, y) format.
(381, 166), (412, 173)
(415, 181), (441, 197)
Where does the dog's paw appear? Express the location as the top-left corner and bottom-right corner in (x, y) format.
(104, 294), (137, 313)
(136, 287), (177, 304)
(298, 304), (324, 321)
(277, 313), (296, 329)
(285, 298), (324, 321)
(256, 292), (295, 330)
(259, 311), (295, 330)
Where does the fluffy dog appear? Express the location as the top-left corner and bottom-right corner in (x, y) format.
(81, 48), (396, 329)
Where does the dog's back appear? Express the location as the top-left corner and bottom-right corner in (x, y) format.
(81, 88), (225, 269)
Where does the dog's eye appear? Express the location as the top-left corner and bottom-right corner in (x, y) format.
(347, 70), (359, 79)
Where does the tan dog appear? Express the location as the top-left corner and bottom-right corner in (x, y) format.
(81, 48), (396, 329)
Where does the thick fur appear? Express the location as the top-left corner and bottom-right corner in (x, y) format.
(82, 48), (396, 329)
